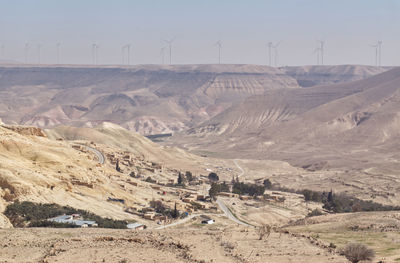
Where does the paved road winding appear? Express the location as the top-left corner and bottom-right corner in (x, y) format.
(216, 198), (252, 227)
(83, 145), (105, 164)
(215, 160), (253, 227)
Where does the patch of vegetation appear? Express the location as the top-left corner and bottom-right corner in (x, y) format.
(307, 209), (323, 217)
(340, 243), (375, 263)
(272, 185), (400, 213)
(208, 172), (219, 182)
(145, 176), (157, 183)
(209, 182), (230, 198)
(232, 182), (265, 196)
(263, 179), (272, 189)
(177, 172), (185, 186)
(149, 200), (179, 219)
(4, 201), (128, 229)
(185, 171), (194, 182)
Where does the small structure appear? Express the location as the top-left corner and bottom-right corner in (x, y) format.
(143, 212), (156, 220)
(48, 214), (98, 227)
(239, 195), (253, 201)
(127, 222), (146, 230)
(201, 219), (215, 225)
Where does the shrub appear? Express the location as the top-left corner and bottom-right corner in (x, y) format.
(145, 176), (156, 183)
(341, 243), (375, 263)
(307, 209), (323, 217)
(258, 224), (271, 240)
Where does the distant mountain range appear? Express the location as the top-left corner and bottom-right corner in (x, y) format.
(0, 64), (387, 135)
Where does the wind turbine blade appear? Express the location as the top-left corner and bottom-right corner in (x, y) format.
(311, 48), (320, 55)
(273, 41), (282, 48)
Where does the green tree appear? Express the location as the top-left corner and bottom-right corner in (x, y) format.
(263, 179), (272, 189)
(209, 183), (221, 199)
(116, 159), (121, 172)
(177, 172), (185, 185)
(185, 171), (193, 182)
(208, 172), (219, 182)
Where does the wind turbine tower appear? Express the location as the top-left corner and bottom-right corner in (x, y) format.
(370, 41), (382, 66)
(317, 40), (325, 65)
(378, 40), (382, 66)
(273, 41), (282, 67)
(160, 46), (166, 64)
(92, 44), (98, 65)
(215, 40), (222, 64)
(126, 44), (131, 65)
(313, 47), (321, 65)
(164, 37), (175, 65)
(1, 44), (4, 60)
(24, 43), (29, 63)
(121, 44), (132, 65)
(56, 43), (61, 64)
(267, 42), (273, 66)
(37, 44), (42, 64)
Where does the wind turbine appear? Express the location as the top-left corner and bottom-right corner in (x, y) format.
(273, 41), (282, 67)
(24, 43), (29, 63)
(370, 43), (378, 66)
(1, 44), (4, 60)
(164, 37), (175, 65)
(317, 40), (325, 65)
(312, 47), (321, 65)
(92, 44), (98, 65)
(214, 40), (222, 64)
(126, 44), (131, 65)
(377, 40), (382, 66)
(267, 42), (273, 66)
(160, 46), (167, 64)
(370, 41), (382, 66)
(56, 43), (61, 64)
(37, 44), (42, 64)
(121, 44), (132, 65)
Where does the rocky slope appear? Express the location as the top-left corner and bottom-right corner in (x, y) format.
(0, 64), (300, 134)
(179, 67), (400, 172)
(0, 122), (230, 228)
(0, 64), (386, 135)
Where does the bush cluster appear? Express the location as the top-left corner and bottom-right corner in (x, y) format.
(273, 185), (400, 213)
(232, 182), (265, 196)
(149, 200), (179, 218)
(209, 182), (230, 198)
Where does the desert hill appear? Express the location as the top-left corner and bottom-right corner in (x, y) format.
(283, 64), (389, 87)
(0, 64), (386, 135)
(179, 67), (400, 172)
(0, 122), (240, 228)
(0, 64), (300, 134)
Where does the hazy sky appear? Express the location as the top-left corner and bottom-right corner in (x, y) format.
(0, 0), (399, 66)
